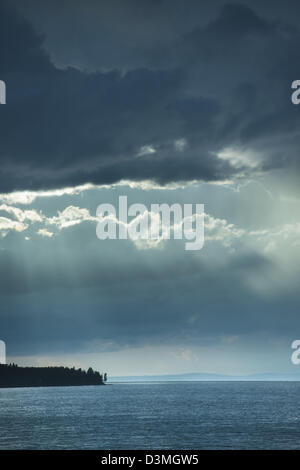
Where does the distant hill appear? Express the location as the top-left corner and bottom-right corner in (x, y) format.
(110, 372), (300, 382)
(0, 363), (106, 388)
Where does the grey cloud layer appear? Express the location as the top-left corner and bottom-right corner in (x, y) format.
(1, 1), (300, 191)
(0, 183), (300, 356)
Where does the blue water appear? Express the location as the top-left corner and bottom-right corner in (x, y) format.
(0, 381), (300, 449)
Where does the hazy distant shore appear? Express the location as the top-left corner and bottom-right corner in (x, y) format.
(110, 372), (300, 382)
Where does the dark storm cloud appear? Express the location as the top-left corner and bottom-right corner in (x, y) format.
(1, 1), (300, 191)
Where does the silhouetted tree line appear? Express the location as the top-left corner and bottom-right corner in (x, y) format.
(0, 363), (108, 388)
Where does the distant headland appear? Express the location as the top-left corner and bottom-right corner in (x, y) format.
(0, 363), (107, 388)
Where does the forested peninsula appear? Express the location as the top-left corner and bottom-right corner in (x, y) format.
(0, 363), (107, 388)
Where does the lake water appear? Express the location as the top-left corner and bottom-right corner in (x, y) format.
(0, 381), (300, 449)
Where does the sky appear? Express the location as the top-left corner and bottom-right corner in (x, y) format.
(1, 0), (300, 376)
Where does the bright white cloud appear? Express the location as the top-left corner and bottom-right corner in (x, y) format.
(137, 145), (156, 157)
(0, 204), (43, 223)
(217, 147), (262, 169)
(47, 206), (97, 230)
(0, 181), (192, 206)
(37, 228), (54, 238)
(0, 217), (28, 236)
